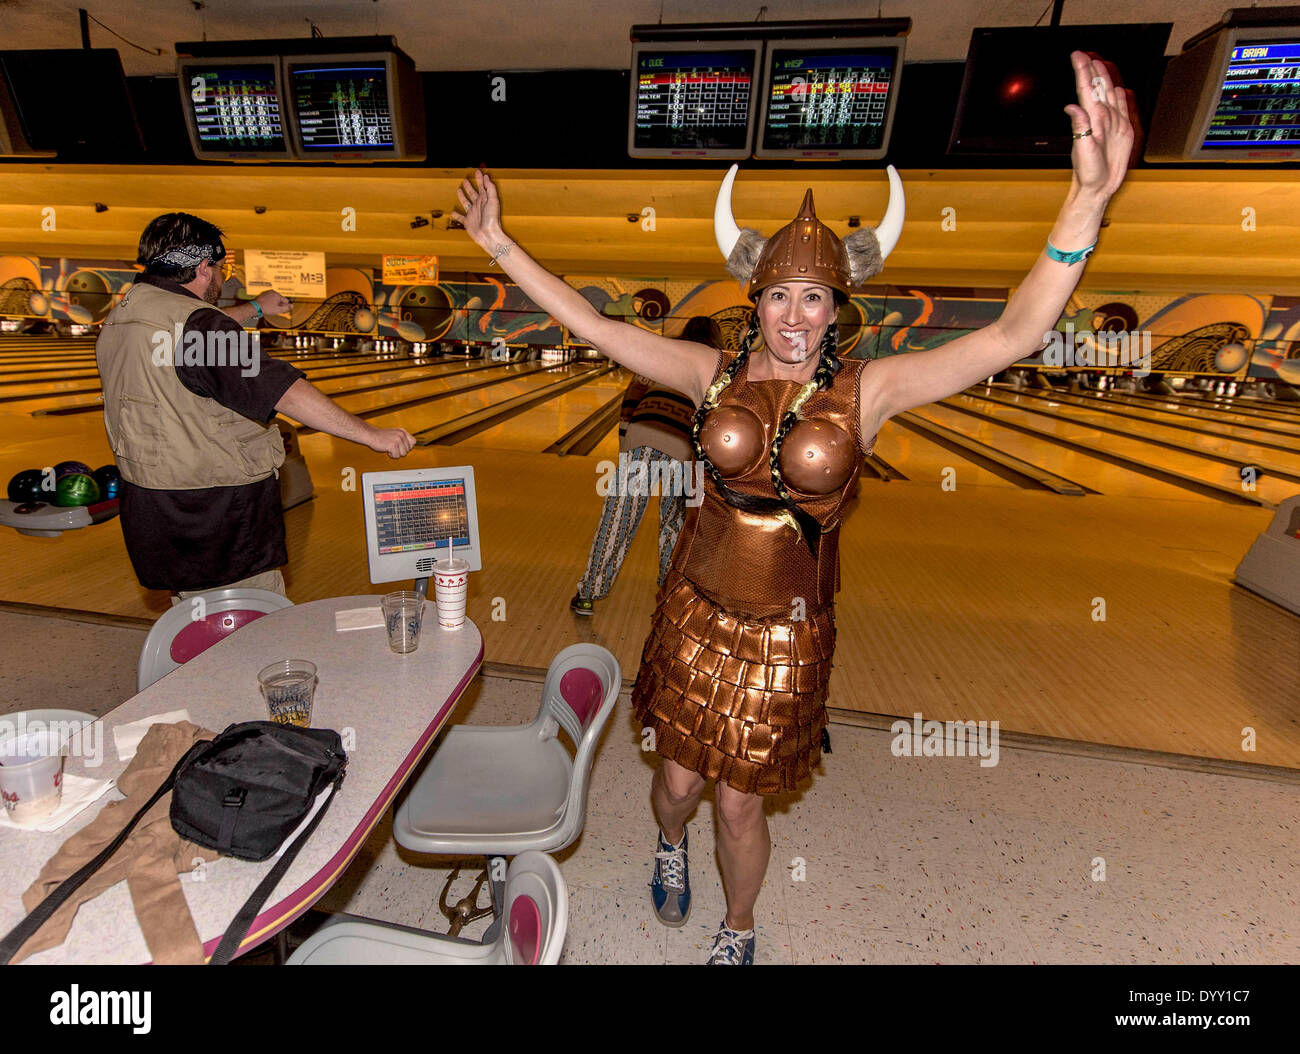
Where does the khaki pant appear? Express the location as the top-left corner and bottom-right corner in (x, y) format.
(169, 568), (287, 606)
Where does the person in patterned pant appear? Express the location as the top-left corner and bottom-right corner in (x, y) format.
(570, 317), (722, 615)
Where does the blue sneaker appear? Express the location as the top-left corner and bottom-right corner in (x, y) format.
(707, 921), (755, 965)
(650, 827), (690, 927)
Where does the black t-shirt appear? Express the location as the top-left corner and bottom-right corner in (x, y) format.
(114, 275), (305, 591)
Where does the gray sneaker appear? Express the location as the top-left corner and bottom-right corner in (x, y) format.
(649, 826), (691, 927)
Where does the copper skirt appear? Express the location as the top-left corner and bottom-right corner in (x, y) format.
(631, 570), (835, 796)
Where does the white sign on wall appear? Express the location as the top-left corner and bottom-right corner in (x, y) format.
(243, 250), (327, 298)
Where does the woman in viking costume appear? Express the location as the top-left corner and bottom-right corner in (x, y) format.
(453, 51), (1134, 964)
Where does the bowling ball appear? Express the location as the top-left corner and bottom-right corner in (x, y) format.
(53, 473), (99, 508)
(27, 290), (49, 315)
(352, 308), (376, 333)
(54, 460), (93, 479)
(92, 464), (121, 500)
(397, 285), (452, 341)
(1214, 343), (1249, 374)
(65, 271), (112, 319)
(7, 468), (45, 503)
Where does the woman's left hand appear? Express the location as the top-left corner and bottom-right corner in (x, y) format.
(1064, 50), (1136, 200)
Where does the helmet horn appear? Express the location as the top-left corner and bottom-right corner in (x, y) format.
(875, 165), (905, 260)
(713, 163), (742, 260)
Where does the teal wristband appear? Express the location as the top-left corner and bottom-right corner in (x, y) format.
(251, 299), (264, 320)
(1045, 239), (1096, 265)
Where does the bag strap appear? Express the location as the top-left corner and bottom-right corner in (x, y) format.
(207, 774), (343, 965)
(0, 744), (201, 965)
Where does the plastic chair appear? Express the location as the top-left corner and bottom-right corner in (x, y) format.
(393, 643), (620, 935)
(286, 850), (568, 964)
(136, 587), (294, 693)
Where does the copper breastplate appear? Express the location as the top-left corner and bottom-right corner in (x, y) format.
(674, 354), (869, 614)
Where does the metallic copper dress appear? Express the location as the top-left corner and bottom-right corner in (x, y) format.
(631, 350), (873, 795)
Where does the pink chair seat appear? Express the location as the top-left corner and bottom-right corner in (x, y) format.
(509, 894), (543, 965)
(559, 668), (604, 729)
(169, 609), (269, 664)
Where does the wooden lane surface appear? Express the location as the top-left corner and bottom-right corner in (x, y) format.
(461, 368), (630, 453)
(914, 399), (1300, 501)
(832, 483), (1298, 768)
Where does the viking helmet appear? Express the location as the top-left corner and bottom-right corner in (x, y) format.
(713, 165), (905, 301)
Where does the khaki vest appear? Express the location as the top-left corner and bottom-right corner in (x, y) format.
(96, 282), (284, 490)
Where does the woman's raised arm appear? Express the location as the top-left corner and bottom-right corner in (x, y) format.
(452, 169), (719, 406)
(863, 50), (1136, 433)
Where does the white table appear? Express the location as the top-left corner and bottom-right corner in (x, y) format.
(0, 596), (482, 964)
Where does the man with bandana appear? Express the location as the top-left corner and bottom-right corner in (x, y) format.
(97, 212), (414, 601)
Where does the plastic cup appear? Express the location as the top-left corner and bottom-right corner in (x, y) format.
(0, 732), (65, 826)
(382, 590), (426, 653)
(258, 659), (317, 727)
(432, 558), (470, 630)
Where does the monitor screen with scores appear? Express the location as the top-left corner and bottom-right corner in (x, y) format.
(287, 50), (426, 161)
(756, 38), (904, 159)
(177, 58), (292, 160)
(1198, 34), (1300, 157)
(361, 467), (482, 584)
(628, 41), (762, 158)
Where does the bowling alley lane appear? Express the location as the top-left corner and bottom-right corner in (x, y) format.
(299, 356), (515, 397)
(935, 390), (1298, 505)
(869, 420), (1030, 489)
(974, 388), (1300, 473)
(1009, 386), (1300, 448)
(906, 401), (1194, 499)
(326, 361), (611, 436)
(459, 365), (631, 453)
(1118, 389), (1300, 431)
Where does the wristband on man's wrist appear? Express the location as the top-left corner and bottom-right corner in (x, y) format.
(251, 299), (264, 320)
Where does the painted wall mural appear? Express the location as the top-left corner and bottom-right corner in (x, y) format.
(2, 254), (1298, 384)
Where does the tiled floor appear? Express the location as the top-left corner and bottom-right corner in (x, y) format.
(311, 665), (1300, 966)
(4, 609), (1298, 965)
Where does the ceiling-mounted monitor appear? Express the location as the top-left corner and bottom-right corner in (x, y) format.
(755, 38), (904, 159)
(948, 25), (1171, 155)
(0, 64), (49, 157)
(1147, 20), (1300, 161)
(178, 58), (292, 161)
(628, 41), (762, 158)
(287, 49), (426, 161)
(1, 49), (141, 159)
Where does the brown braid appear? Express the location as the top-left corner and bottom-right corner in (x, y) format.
(690, 312), (841, 556)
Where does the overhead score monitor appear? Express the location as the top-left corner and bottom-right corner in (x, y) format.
(287, 49), (426, 161)
(1147, 20), (1300, 161)
(949, 25), (1171, 156)
(2, 49), (141, 159)
(628, 41), (762, 158)
(361, 466), (482, 585)
(756, 38), (904, 159)
(178, 58), (292, 160)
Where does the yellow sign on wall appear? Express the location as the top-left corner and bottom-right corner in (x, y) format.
(382, 255), (439, 285)
(244, 250), (327, 298)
